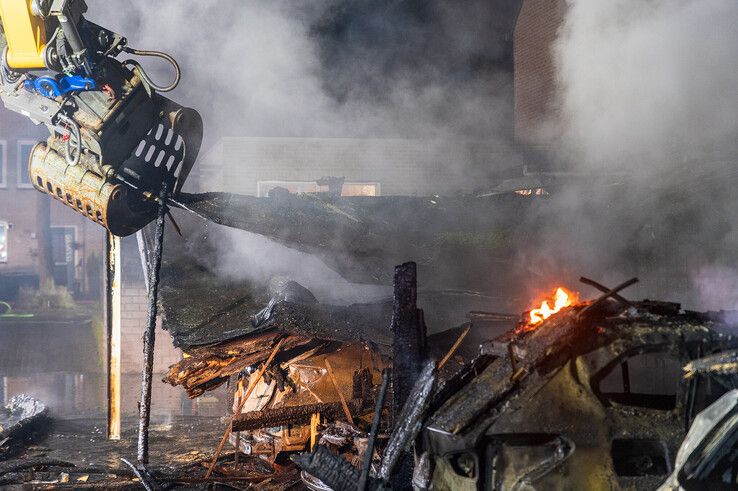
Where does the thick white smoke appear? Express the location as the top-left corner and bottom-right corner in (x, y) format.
(535, 0), (738, 310)
(554, 0), (738, 172)
(93, 1), (738, 312)
(92, 1), (515, 145)
(89, 0), (520, 304)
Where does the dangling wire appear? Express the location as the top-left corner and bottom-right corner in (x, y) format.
(122, 47), (181, 93)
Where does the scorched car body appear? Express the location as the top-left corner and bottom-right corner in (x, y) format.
(424, 301), (738, 490)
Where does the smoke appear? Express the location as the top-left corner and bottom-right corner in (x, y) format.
(694, 265), (738, 312)
(553, 0), (738, 172)
(92, 0), (516, 143)
(526, 0), (738, 309)
(89, 0), (522, 303)
(212, 227), (389, 305)
(93, 1), (738, 312)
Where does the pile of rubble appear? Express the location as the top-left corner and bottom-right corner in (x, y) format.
(162, 271), (738, 490)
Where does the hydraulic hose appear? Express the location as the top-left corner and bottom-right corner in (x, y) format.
(122, 47), (181, 93)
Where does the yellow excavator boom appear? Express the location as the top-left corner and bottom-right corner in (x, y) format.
(0, 0), (47, 70)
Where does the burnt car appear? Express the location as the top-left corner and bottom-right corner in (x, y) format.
(422, 300), (738, 490)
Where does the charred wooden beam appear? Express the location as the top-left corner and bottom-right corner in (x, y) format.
(575, 277), (639, 322)
(232, 400), (368, 432)
(391, 262), (427, 416)
(292, 445), (384, 491)
(162, 333), (318, 398)
(137, 182), (168, 465)
(380, 361), (436, 481)
(390, 262), (427, 490)
(360, 369), (390, 491)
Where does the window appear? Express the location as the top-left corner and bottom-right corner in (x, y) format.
(51, 226), (76, 287)
(0, 141), (6, 188)
(17, 140), (36, 188)
(341, 183), (381, 196)
(593, 349), (682, 410)
(0, 222), (7, 263)
(257, 180), (380, 197)
(51, 226), (76, 266)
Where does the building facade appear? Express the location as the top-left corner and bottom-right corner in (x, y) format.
(193, 1), (571, 196)
(513, 0), (567, 145)
(0, 111), (104, 300)
(196, 137), (520, 197)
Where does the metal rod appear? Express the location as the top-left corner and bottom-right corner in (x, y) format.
(579, 276), (634, 308)
(137, 182), (169, 465)
(358, 369), (390, 491)
(576, 277), (639, 322)
(105, 232), (121, 440)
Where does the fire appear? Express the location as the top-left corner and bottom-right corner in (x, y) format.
(528, 287), (578, 325)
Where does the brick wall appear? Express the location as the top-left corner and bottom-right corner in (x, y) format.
(513, 0), (567, 144)
(120, 236), (181, 374)
(0, 109), (104, 297)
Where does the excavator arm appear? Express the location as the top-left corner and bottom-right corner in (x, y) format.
(0, 0), (202, 236)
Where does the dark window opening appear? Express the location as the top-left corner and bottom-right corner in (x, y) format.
(594, 350), (681, 410)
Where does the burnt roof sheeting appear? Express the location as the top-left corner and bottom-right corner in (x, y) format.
(172, 191), (534, 286)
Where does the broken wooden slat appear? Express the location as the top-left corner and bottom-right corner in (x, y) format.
(206, 338), (285, 478)
(324, 358), (354, 425)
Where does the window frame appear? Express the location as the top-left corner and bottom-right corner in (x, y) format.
(256, 180), (381, 197)
(589, 344), (683, 411)
(16, 140), (37, 189)
(0, 221), (8, 263)
(0, 140), (7, 188)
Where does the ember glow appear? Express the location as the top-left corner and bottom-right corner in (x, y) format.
(529, 288), (578, 325)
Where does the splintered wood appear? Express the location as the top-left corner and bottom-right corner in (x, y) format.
(163, 331), (318, 398)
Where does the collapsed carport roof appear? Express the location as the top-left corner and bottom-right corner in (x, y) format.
(139, 190), (532, 350)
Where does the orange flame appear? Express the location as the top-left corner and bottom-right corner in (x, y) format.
(528, 287), (578, 325)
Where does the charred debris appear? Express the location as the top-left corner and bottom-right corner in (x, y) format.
(154, 218), (738, 491)
(135, 185), (738, 489)
(6, 185), (738, 489)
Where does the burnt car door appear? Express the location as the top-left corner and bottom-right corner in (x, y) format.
(585, 341), (705, 489)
